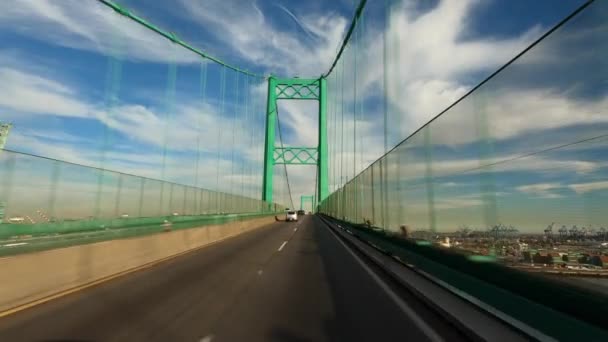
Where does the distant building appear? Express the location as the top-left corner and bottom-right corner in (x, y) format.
(532, 252), (553, 265)
(589, 255), (603, 267)
(439, 236), (451, 248)
(600, 255), (608, 269)
(522, 251), (532, 262)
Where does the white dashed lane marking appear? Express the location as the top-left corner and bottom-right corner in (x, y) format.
(277, 241), (288, 252)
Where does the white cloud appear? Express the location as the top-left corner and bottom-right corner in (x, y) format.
(441, 182), (462, 187)
(516, 183), (563, 198)
(177, 0), (347, 76)
(0, 67), (92, 118)
(321, 0), (554, 186)
(423, 87), (608, 147)
(325, 0), (608, 192)
(0, 65), (269, 200)
(429, 197), (484, 210)
(515, 180), (608, 198)
(356, 0), (544, 141)
(402, 193), (484, 212)
(277, 100), (318, 146)
(568, 181), (608, 194)
(0, 66), (261, 155)
(3, 0), (603, 213)
(0, 0), (199, 63)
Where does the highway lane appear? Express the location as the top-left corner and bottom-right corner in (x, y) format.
(0, 215), (467, 341)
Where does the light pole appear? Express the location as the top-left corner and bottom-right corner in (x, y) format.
(0, 122), (11, 224)
(0, 123), (11, 149)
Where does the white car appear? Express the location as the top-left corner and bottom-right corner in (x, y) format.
(286, 211), (298, 222)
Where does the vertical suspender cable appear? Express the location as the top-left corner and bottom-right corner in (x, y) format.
(340, 56), (345, 190)
(216, 66), (226, 212)
(359, 12), (366, 221)
(380, 0), (391, 229)
(230, 72), (239, 212)
(95, 37), (123, 218)
(159, 48), (177, 215)
(353, 14), (359, 221)
(244, 76), (250, 208)
(275, 107), (294, 209)
(196, 62), (208, 214)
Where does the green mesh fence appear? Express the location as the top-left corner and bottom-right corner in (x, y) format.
(322, 0), (608, 242)
(320, 0), (608, 336)
(0, 0), (290, 253)
(0, 0), (606, 336)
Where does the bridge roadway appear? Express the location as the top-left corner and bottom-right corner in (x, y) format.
(0, 215), (468, 341)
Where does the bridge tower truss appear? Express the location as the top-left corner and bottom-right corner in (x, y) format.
(262, 77), (328, 205)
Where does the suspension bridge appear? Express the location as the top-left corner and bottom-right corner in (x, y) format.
(0, 0), (607, 340)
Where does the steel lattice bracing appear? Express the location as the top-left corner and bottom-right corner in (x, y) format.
(263, 77), (328, 205)
(274, 147), (318, 165)
(300, 195), (316, 212)
(275, 79), (320, 100)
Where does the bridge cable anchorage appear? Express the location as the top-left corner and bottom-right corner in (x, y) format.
(95, 0), (267, 79)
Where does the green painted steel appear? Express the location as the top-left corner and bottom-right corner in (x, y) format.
(323, 0), (368, 77)
(300, 195), (315, 212)
(274, 78), (320, 100)
(317, 77), (329, 203)
(262, 76), (329, 203)
(95, 0), (265, 78)
(262, 77), (278, 203)
(2, 0), (605, 336)
(274, 147), (318, 165)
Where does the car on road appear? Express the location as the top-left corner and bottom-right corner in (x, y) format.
(286, 210), (298, 222)
(297, 209), (305, 216)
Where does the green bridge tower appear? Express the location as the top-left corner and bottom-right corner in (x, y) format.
(300, 195), (316, 213)
(262, 77), (328, 206)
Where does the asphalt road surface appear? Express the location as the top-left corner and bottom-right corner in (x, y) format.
(0, 215), (468, 342)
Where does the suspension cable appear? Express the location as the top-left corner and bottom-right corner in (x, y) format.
(96, 0), (266, 79)
(323, 0), (368, 77)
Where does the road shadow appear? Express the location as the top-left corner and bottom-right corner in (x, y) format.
(270, 328), (314, 342)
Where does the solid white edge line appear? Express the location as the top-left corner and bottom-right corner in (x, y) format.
(277, 241), (288, 252)
(325, 223), (445, 342)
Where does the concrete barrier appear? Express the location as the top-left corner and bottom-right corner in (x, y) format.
(0, 215), (275, 312)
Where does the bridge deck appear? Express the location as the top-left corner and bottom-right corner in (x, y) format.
(0, 216), (466, 341)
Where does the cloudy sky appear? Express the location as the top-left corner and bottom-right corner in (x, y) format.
(0, 0), (606, 231)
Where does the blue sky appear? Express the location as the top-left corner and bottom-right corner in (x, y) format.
(0, 0), (606, 231)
